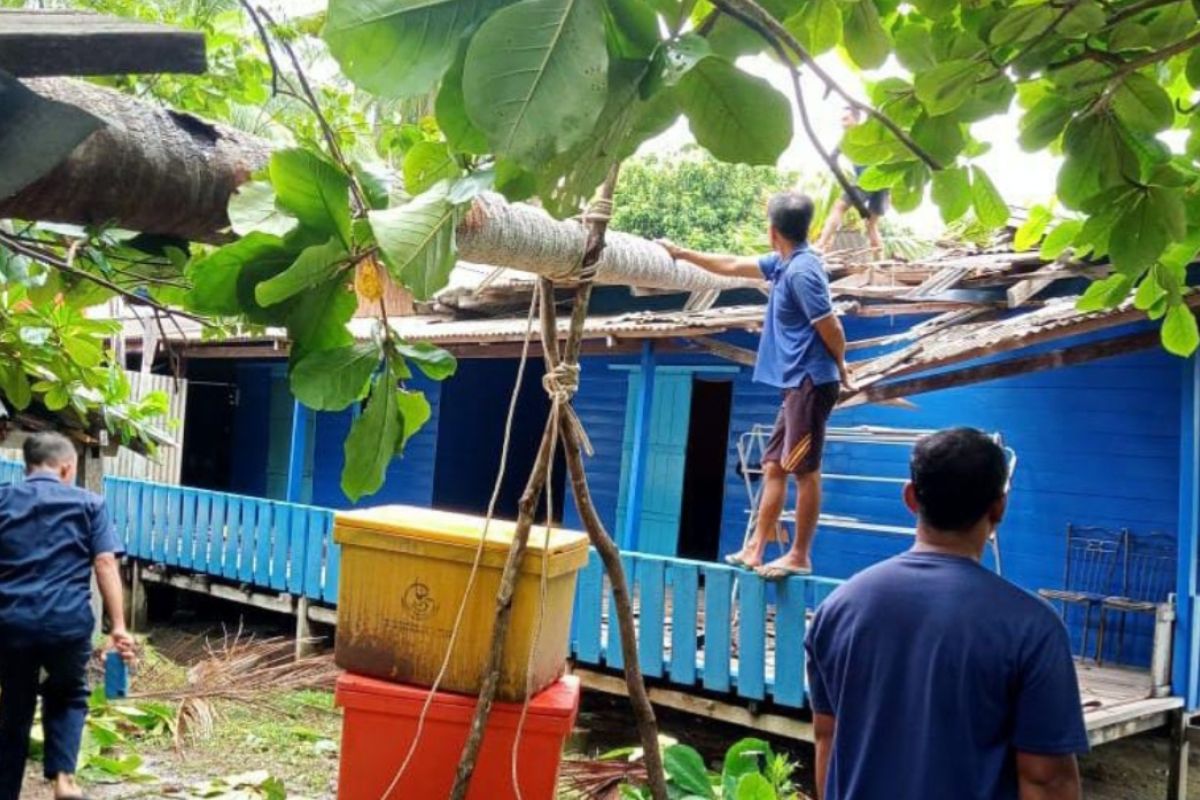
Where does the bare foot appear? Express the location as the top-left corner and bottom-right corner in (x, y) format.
(726, 540), (768, 568)
(52, 773), (83, 800)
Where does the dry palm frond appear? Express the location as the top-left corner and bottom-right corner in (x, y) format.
(128, 629), (338, 750)
(559, 758), (648, 800)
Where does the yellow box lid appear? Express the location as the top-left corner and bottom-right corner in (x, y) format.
(333, 505), (590, 573)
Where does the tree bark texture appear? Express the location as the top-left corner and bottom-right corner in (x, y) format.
(2, 80), (759, 293)
(0, 78), (271, 243)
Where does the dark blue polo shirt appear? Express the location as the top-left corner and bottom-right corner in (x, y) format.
(0, 471), (122, 644)
(806, 551), (1089, 800)
(755, 247), (839, 389)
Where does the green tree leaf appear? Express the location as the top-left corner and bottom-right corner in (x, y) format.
(255, 237), (348, 307)
(605, 0), (660, 59)
(1113, 73), (1175, 133)
(436, 48), (490, 156)
(1110, 190), (1170, 273)
(721, 738), (771, 798)
(1039, 219), (1083, 259)
(341, 371), (403, 501)
(663, 745), (713, 797)
(269, 149), (352, 248)
(1162, 302), (1200, 356)
(914, 60), (988, 116)
(227, 181), (297, 238)
(187, 233), (293, 316)
(891, 162), (930, 213)
(369, 182), (460, 301)
(286, 277), (357, 362)
(970, 166), (1009, 228)
(290, 342), (382, 411)
(1057, 113), (1136, 210)
(1018, 96), (1073, 151)
(1077, 272), (1135, 311)
(403, 141), (462, 195)
(464, 0), (609, 167)
(395, 341), (459, 380)
(912, 0), (955, 19)
(1187, 48), (1200, 89)
(842, 0), (890, 69)
(324, 0), (503, 98)
(396, 387), (433, 449)
(840, 118), (909, 165)
(990, 4), (1056, 46)
(1134, 268), (1168, 311)
(930, 167), (972, 223)
(893, 24), (935, 72)
(0, 364), (31, 411)
(735, 773), (775, 800)
(911, 113), (964, 165)
(1014, 204), (1052, 251)
(1058, 0), (1106, 37)
(785, 0), (841, 55)
(678, 58), (793, 165)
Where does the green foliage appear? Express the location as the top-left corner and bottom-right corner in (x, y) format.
(611, 152), (796, 253)
(619, 737), (801, 799)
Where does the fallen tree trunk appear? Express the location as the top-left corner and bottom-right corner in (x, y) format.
(0, 78), (271, 243)
(3, 79), (759, 293)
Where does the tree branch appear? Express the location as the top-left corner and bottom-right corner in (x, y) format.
(1084, 30), (1200, 86)
(709, 0), (943, 171)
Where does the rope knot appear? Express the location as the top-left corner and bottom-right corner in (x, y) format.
(542, 362), (581, 405)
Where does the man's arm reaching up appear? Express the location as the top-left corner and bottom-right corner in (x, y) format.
(657, 240), (764, 280)
(1016, 752), (1082, 800)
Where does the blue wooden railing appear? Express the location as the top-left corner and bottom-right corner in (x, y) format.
(3, 465), (838, 709)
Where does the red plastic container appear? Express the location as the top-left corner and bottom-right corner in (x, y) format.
(335, 672), (580, 800)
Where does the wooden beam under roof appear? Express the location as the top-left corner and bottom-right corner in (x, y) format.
(0, 10), (206, 77)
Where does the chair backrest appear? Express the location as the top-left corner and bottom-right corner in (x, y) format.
(1121, 530), (1176, 603)
(1064, 524), (1124, 595)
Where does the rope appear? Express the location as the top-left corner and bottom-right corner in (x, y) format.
(575, 197), (613, 284)
(542, 362), (593, 457)
(380, 288), (541, 800)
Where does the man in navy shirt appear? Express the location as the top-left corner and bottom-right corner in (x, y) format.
(660, 192), (848, 578)
(806, 428), (1087, 800)
(0, 432), (134, 800)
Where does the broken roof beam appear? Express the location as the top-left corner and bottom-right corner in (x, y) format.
(0, 10), (206, 77)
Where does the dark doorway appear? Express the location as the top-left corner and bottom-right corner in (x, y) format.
(179, 359), (240, 492)
(432, 358), (567, 522)
(677, 377), (733, 562)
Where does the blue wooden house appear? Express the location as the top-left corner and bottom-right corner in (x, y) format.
(106, 249), (1200, 787)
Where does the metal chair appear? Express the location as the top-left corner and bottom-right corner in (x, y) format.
(1038, 524), (1125, 659)
(1097, 530), (1176, 665)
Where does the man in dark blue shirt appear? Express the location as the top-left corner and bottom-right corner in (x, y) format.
(806, 428), (1088, 800)
(0, 432), (134, 800)
(660, 192), (849, 578)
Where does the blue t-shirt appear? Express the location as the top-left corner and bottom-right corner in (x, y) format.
(755, 247), (839, 389)
(806, 551), (1089, 800)
(0, 472), (122, 644)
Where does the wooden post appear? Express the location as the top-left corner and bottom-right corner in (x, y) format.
(1168, 708), (1190, 800)
(129, 561), (148, 632)
(295, 596), (315, 660)
(622, 341), (655, 551)
(78, 443), (105, 639)
(1175, 356), (1200, 710)
(286, 399), (310, 503)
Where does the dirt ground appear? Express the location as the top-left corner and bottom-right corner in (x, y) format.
(14, 617), (1198, 799)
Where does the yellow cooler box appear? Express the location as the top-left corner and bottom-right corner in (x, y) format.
(332, 505), (590, 702)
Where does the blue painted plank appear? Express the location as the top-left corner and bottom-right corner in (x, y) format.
(637, 558), (666, 678)
(222, 497), (241, 580)
(150, 486), (167, 563)
(209, 493), (228, 576)
(668, 562), (699, 686)
(134, 483), (151, 559)
(108, 481), (127, 550)
(254, 501), (273, 587)
(239, 500), (260, 583)
(737, 572), (767, 700)
(286, 507), (308, 595)
(702, 566), (733, 692)
(773, 577), (807, 708)
(606, 554), (635, 670)
(193, 492), (211, 573)
(321, 511), (340, 603)
(164, 489), (181, 566)
(304, 509), (326, 601)
(179, 489), (197, 569)
(270, 505), (291, 592)
(574, 551), (604, 664)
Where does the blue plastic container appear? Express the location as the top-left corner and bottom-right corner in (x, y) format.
(104, 651), (128, 699)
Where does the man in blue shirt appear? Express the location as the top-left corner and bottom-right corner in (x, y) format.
(660, 192), (848, 578)
(806, 428), (1088, 800)
(0, 432), (134, 800)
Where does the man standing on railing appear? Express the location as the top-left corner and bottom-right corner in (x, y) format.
(0, 432), (135, 800)
(659, 191), (850, 579)
(806, 428), (1087, 800)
